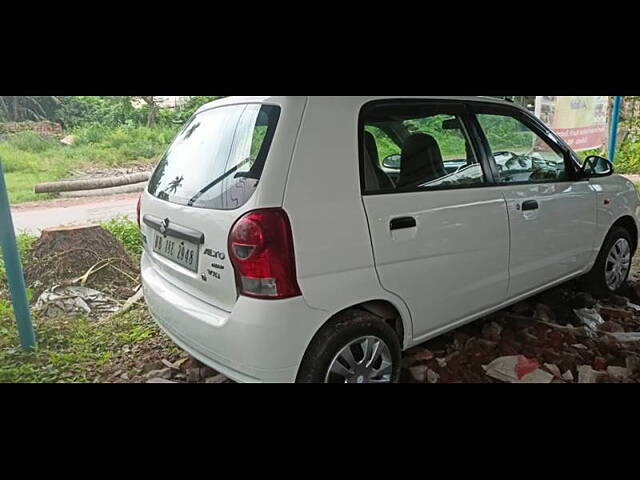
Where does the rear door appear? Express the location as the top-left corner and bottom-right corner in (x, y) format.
(141, 103), (282, 312)
(471, 104), (597, 297)
(360, 100), (510, 341)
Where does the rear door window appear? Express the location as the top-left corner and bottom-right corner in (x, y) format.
(148, 104), (280, 210)
(361, 102), (487, 193)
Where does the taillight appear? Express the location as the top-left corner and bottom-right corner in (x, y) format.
(136, 194), (142, 228)
(228, 208), (301, 299)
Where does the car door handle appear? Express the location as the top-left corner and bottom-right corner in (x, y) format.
(521, 200), (539, 211)
(390, 217), (417, 230)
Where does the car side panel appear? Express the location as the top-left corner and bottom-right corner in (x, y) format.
(282, 96), (414, 347)
(501, 180), (597, 297)
(591, 175), (640, 255)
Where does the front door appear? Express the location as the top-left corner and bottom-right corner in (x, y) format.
(360, 100), (510, 341)
(472, 106), (597, 297)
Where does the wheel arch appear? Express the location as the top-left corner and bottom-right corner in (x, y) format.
(304, 299), (410, 354)
(295, 299), (408, 382)
(611, 215), (638, 253)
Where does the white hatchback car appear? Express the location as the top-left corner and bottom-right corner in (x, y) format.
(139, 96), (640, 383)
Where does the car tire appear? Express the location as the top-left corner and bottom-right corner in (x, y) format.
(296, 309), (402, 383)
(584, 226), (634, 296)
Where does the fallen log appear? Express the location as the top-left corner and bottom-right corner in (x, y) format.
(35, 172), (151, 194)
(59, 181), (147, 198)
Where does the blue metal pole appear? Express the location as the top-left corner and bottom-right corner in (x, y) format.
(0, 159), (36, 350)
(608, 96), (623, 162)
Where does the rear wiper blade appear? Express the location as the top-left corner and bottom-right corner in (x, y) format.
(187, 157), (252, 206)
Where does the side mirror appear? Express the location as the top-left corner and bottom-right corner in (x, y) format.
(581, 155), (614, 178)
(382, 154), (402, 170)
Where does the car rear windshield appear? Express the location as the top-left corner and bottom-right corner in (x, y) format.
(148, 103), (280, 210)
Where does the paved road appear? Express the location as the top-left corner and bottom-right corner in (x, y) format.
(10, 193), (140, 234)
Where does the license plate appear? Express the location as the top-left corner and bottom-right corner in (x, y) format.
(152, 233), (199, 272)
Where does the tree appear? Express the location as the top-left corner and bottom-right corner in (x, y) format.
(0, 96), (62, 122)
(137, 96), (159, 128)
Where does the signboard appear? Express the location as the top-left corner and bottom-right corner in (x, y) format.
(535, 96), (609, 151)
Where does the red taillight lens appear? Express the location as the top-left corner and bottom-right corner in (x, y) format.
(136, 194), (142, 228)
(228, 208), (301, 299)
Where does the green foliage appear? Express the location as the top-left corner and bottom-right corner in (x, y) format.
(2, 96), (225, 129)
(57, 96), (223, 129)
(101, 216), (141, 257)
(4, 131), (58, 153)
(0, 125), (175, 203)
(617, 140), (640, 173)
(367, 114), (531, 163)
(476, 115), (532, 153)
(365, 126), (399, 161)
(0, 96), (62, 122)
(0, 233), (37, 291)
(170, 96), (222, 124)
(57, 96), (144, 128)
(2, 96), (224, 204)
(615, 110), (640, 173)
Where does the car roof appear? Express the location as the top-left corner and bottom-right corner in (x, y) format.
(196, 96), (523, 115)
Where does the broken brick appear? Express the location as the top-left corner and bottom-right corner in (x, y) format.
(592, 356), (608, 371)
(601, 320), (625, 333)
(599, 307), (634, 320)
(415, 349), (434, 362)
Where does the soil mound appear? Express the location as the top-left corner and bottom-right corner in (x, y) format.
(24, 225), (139, 300)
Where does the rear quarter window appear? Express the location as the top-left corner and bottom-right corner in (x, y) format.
(148, 104), (280, 210)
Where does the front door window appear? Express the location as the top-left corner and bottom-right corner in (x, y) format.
(476, 113), (568, 184)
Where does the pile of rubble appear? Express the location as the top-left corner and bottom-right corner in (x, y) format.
(401, 280), (640, 384)
(128, 356), (231, 384)
(25, 225), (140, 303)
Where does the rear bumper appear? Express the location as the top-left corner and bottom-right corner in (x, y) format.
(141, 252), (326, 383)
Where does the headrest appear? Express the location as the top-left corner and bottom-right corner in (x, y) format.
(402, 133), (442, 162)
(398, 133), (446, 188)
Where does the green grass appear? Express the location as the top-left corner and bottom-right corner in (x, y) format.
(0, 226), (180, 383)
(101, 216), (142, 257)
(0, 126), (177, 204)
(0, 305), (174, 383)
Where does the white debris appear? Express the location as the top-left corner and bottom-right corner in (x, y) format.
(117, 285), (143, 315)
(204, 374), (228, 384)
(146, 378), (177, 384)
(409, 365), (429, 383)
(606, 366), (631, 380)
(626, 301), (640, 312)
(482, 355), (554, 383)
(544, 363), (562, 378)
(427, 369), (440, 384)
(60, 134), (77, 146)
(573, 308), (605, 331)
(605, 332), (640, 342)
(577, 365), (608, 384)
(34, 285), (119, 317)
(145, 368), (173, 380)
